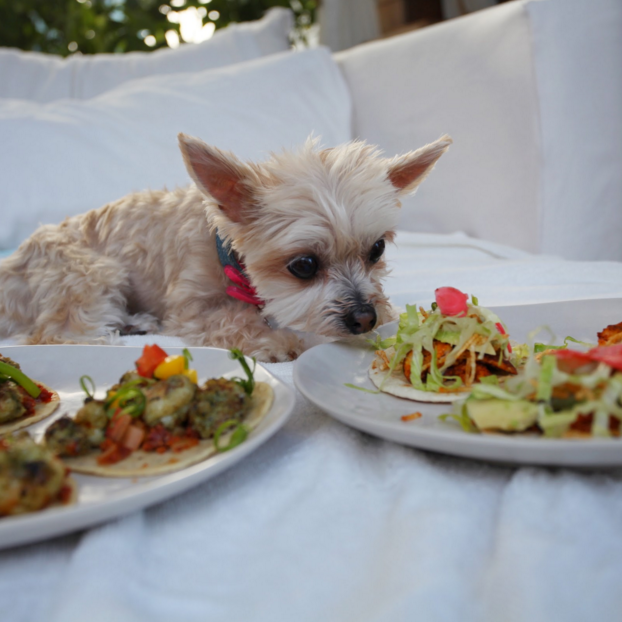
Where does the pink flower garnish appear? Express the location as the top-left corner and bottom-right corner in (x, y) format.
(495, 322), (512, 353)
(435, 287), (469, 317)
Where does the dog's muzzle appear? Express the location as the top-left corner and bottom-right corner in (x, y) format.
(342, 304), (377, 335)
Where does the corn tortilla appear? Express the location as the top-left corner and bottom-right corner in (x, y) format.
(368, 364), (465, 404)
(60, 382), (274, 477)
(0, 382), (61, 436)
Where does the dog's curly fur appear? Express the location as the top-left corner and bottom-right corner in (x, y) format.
(0, 134), (451, 362)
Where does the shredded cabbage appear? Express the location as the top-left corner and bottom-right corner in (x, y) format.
(376, 298), (514, 393)
(444, 349), (622, 438)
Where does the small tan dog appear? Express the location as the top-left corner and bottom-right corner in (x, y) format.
(0, 133), (451, 362)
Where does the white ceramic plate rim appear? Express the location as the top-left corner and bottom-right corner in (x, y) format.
(293, 299), (622, 467)
(0, 345), (296, 550)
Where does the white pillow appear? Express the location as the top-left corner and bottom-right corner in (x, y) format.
(0, 47), (352, 249)
(335, 3), (542, 255)
(526, 0), (622, 262)
(0, 7), (293, 103)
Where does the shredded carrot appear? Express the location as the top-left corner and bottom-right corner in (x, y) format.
(401, 412), (422, 422)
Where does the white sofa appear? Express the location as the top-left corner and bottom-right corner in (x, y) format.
(1, 0), (620, 262)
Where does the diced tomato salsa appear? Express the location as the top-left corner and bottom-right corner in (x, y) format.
(569, 413), (621, 436)
(59, 484), (73, 504)
(97, 438), (132, 465)
(135, 344), (168, 378)
(37, 385), (55, 403)
(15, 386), (36, 417)
(142, 424), (200, 454)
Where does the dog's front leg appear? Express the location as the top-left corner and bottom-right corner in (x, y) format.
(164, 298), (305, 363)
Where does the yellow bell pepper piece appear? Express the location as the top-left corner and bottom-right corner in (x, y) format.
(154, 355), (185, 379)
(181, 368), (198, 384)
(106, 390), (120, 411)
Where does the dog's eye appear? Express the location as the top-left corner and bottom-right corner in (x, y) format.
(287, 256), (318, 280)
(369, 239), (385, 263)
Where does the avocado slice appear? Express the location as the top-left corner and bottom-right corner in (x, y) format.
(466, 399), (539, 432)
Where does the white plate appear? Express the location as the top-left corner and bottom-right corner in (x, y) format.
(294, 298), (622, 467)
(0, 345), (295, 550)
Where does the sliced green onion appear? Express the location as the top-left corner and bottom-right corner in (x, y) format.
(182, 348), (193, 370)
(106, 386), (146, 418)
(229, 349), (256, 396)
(345, 383), (380, 394)
(214, 419), (248, 452)
(471, 295), (479, 306)
(80, 375), (95, 399)
(0, 361), (41, 398)
(119, 377), (155, 389)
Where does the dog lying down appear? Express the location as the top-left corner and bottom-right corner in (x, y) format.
(0, 134), (451, 362)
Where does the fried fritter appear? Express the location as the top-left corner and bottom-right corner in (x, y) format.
(598, 322), (622, 346)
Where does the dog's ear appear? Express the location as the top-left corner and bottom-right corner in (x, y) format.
(387, 135), (452, 195)
(178, 133), (253, 223)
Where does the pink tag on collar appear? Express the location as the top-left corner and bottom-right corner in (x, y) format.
(223, 265), (264, 307)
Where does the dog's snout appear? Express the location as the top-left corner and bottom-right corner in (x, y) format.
(344, 305), (377, 335)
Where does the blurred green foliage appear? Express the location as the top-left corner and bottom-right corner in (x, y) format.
(0, 0), (316, 56)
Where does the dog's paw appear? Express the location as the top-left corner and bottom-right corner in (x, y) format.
(249, 330), (305, 363)
(124, 312), (161, 334)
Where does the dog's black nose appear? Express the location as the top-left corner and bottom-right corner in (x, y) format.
(344, 305), (377, 334)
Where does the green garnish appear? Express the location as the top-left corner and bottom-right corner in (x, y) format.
(229, 348), (256, 396)
(214, 419), (249, 452)
(471, 295), (479, 305)
(345, 383), (380, 394)
(534, 336), (595, 353)
(0, 361), (41, 399)
(536, 355), (556, 403)
(479, 375), (499, 386)
(439, 404), (477, 433)
(182, 348), (193, 370)
(106, 385), (146, 418)
(79, 375), (95, 399)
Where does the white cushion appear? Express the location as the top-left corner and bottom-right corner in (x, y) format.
(0, 8), (293, 103)
(335, 2), (542, 254)
(336, 0), (622, 262)
(526, 0), (622, 261)
(0, 47), (352, 249)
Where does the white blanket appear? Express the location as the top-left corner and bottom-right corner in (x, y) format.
(2, 231), (622, 622)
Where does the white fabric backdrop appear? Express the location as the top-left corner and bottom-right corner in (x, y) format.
(2, 231), (622, 622)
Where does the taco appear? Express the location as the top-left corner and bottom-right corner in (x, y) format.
(0, 432), (76, 517)
(44, 346), (274, 477)
(0, 354), (60, 436)
(442, 344), (622, 438)
(369, 287), (520, 403)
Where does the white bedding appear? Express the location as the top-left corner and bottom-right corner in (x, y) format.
(1, 230), (622, 622)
